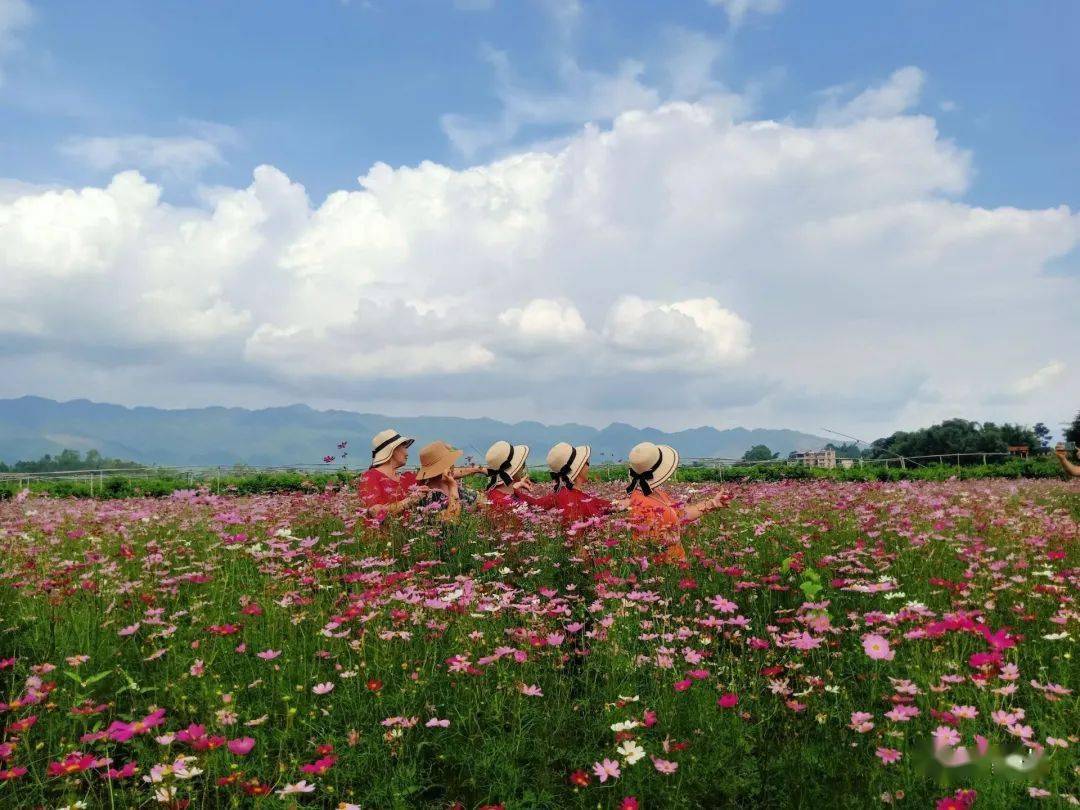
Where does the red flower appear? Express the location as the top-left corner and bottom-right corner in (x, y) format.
(568, 769), (590, 787)
(241, 779), (273, 796)
(206, 623), (241, 636)
(936, 789), (977, 810)
(0, 766), (27, 781)
(301, 754), (337, 775)
(8, 715), (37, 733)
(620, 798), (640, 810)
(46, 752), (96, 777)
(105, 762), (138, 779)
(718, 693), (739, 708)
(367, 678), (384, 692)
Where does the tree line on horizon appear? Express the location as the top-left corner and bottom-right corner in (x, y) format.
(3, 414), (1078, 473)
(0, 448), (145, 474)
(741, 414), (1079, 463)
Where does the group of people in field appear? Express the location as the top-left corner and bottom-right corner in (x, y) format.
(356, 429), (731, 563)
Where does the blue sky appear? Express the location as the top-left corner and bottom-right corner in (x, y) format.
(3, 0), (1076, 208)
(0, 0), (1077, 438)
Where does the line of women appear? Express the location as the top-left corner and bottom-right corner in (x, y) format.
(357, 428), (730, 563)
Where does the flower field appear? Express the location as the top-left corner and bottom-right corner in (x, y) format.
(1, 479), (1077, 809)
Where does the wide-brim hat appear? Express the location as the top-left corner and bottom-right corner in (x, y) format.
(370, 428), (415, 466)
(485, 441), (530, 489)
(416, 440), (463, 481)
(627, 442), (679, 495)
(546, 442), (591, 490)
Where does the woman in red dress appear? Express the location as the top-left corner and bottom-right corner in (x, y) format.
(357, 429), (425, 518)
(482, 441), (550, 513)
(545, 442), (626, 524)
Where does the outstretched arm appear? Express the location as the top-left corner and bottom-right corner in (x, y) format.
(1054, 445), (1080, 478)
(682, 491), (731, 522)
(452, 465), (486, 479)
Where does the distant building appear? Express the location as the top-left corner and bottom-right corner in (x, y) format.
(789, 448), (837, 469)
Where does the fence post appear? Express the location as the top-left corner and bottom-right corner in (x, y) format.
(981, 454), (986, 465)
(956, 454), (960, 468)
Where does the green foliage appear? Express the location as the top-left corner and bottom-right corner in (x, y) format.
(741, 444), (778, 462)
(866, 418), (1039, 461)
(1065, 410), (1080, 445)
(0, 447), (144, 473)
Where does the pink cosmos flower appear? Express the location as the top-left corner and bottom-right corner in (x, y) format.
(652, 757), (679, 774)
(106, 708), (166, 742)
(276, 780), (316, 795)
(718, 693), (739, 709)
(257, 649), (281, 660)
(849, 711), (874, 733)
(789, 632), (823, 651)
(426, 717), (450, 728)
(950, 705), (978, 720)
(885, 705), (920, 722)
(312, 682), (334, 695)
(709, 595), (738, 613)
(932, 725), (961, 749)
(0, 766), (27, 780)
(118, 623), (140, 637)
(673, 679), (692, 692)
(518, 683), (543, 697)
(862, 634), (895, 661)
(592, 758), (621, 783)
(227, 737), (255, 756)
(105, 762), (138, 779)
(875, 747), (902, 765)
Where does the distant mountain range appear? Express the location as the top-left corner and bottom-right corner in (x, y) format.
(0, 396), (830, 467)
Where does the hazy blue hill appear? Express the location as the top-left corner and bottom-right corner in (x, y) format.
(0, 396), (829, 467)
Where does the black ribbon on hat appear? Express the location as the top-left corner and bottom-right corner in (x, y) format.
(371, 433), (401, 462)
(550, 446), (577, 492)
(485, 444), (516, 490)
(626, 449), (664, 496)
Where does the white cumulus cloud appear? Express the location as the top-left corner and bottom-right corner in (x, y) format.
(1011, 360), (1066, 396)
(1, 71), (1078, 436)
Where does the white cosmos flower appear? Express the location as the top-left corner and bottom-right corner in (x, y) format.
(617, 739), (646, 765)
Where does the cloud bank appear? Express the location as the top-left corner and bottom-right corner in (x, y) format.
(1, 68), (1078, 436)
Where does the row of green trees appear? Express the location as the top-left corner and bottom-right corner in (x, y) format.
(741, 412), (1080, 464)
(0, 449), (145, 473)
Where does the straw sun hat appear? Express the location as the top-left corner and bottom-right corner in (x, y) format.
(626, 441), (679, 496)
(416, 440), (463, 481)
(370, 428), (414, 466)
(485, 441), (530, 490)
(546, 442), (591, 491)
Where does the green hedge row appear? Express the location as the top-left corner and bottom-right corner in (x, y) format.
(0, 458), (1066, 500)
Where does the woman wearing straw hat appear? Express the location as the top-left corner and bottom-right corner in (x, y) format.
(413, 440), (479, 522)
(625, 441), (729, 563)
(358, 428), (427, 517)
(482, 440), (551, 513)
(546, 441), (625, 523)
